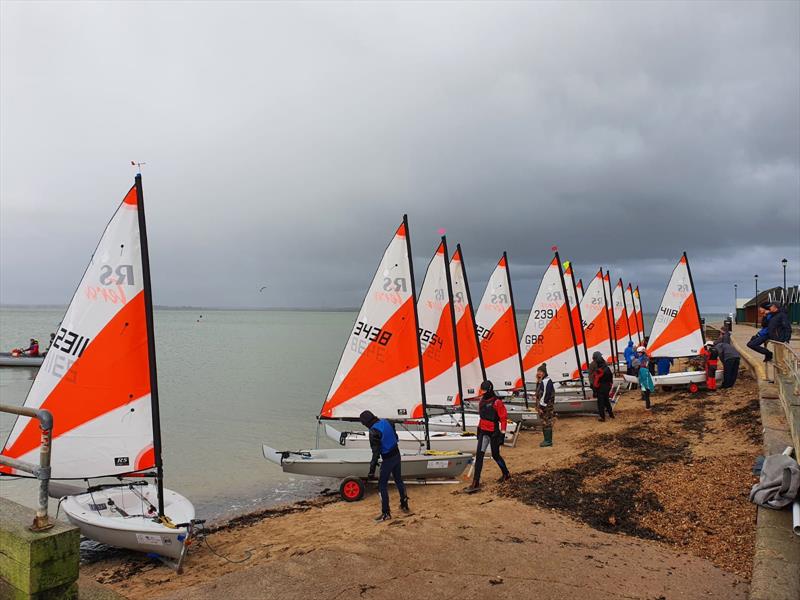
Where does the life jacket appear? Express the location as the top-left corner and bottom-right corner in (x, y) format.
(370, 419), (398, 455)
(28, 343), (39, 357)
(478, 396), (500, 433)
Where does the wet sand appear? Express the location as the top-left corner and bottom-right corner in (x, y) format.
(83, 373), (760, 599)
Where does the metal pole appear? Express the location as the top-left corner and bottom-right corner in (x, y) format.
(0, 404), (53, 531)
(135, 174), (165, 517)
(734, 283), (738, 323)
(441, 237), (465, 431)
(755, 274), (759, 325)
(782, 259), (788, 303)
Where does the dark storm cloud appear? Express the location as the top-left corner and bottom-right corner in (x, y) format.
(1, 1), (798, 314)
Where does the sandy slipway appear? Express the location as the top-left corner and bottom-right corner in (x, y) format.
(82, 373), (760, 600)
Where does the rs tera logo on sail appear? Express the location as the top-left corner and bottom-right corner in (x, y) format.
(85, 264), (135, 304)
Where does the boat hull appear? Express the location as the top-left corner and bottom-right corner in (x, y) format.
(262, 445), (471, 479)
(0, 352), (44, 367)
(405, 413), (518, 435)
(61, 484), (194, 561)
(622, 369), (723, 387)
(325, 424), (509, 454)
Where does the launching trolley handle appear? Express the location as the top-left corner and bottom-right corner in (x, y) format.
(0, 404), (54, 531)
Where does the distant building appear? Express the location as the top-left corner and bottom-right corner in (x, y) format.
(738, 285), (799, 324)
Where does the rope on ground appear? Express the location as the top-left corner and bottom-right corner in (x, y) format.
(197, 522), (254, 564)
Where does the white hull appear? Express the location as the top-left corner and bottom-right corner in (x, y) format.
(0, 352), (44, 367)
(622, 369), (723, 387)
(61, 483), (194, 561)
(325, 424), (512, 454)
(262, 445), (471, 479)
(404, 413), (518, 435)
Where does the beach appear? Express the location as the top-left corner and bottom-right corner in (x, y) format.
(80, 371), (760, 599)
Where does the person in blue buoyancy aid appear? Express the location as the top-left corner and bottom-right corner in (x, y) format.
(360, 410), (409, 522)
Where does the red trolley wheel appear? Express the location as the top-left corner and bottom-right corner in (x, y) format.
(339, 477), (365, 502)
(688, 383), (699, 393)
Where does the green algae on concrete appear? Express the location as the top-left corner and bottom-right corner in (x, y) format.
(0, 496), (79, 599)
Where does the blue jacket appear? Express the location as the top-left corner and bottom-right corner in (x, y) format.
(367, 419), (399, 474)
(656, 357), (673, 375)
(623, 341), (635, 367)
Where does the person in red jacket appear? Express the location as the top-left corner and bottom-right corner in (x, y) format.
(699, 341), (718, 391)
(464, 380), (510, 493)
(21, 338), (40, 357)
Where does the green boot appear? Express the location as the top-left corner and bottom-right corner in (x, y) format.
(539, 427), (553, 447)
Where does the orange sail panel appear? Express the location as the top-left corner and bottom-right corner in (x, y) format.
(646, 254), (704, 357)
(579, 270), (615, 367)
(603, 271), (619, 362)
(449, 246), (484, 399)
(612, 279), (632, 349)
(625, 283), (642, 344)
(417, 241), (459, 407)
(320, 221), (424, 420)
(2, 185), (155, 479)
(520, 257), (580, 382)
(634, 286), (645, 334)
(474, 254), (523, 390)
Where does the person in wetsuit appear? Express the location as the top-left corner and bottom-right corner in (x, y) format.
(465, 380), (510, 493)
(359, 410), (409, 522)
(21, 338), (40, 357)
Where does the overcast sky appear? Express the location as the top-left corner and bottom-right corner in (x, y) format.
(1, 1), (798, 314)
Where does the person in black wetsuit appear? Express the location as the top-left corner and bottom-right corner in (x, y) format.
(465, 380), (510, 493)
(360, 410), (409, 522)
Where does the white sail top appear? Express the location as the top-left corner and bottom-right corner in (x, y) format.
(475, 255), (523, 390)
(646, 254), (704, 357)
(417, 242), (460, 407)
(579, 270), (615, 366)
(449, 247), (484, 399)
(320, 220), (424, 420)
(633, 286), (645, 335)
(603, 272), (618, 358)
(576, 279), (584, 302)
(520, 257), (580, 383)
(2, 185), (155, 479)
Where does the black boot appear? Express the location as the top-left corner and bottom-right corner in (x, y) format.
(400, 496), (410, 513)
(374, 512), (391, 522)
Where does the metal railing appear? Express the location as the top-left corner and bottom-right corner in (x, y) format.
(0, 405), (54, 531)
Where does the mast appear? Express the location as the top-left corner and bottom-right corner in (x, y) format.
(441, 237), (465, 431)
(134, 174), (165, 517)
(683, 251), (706, 344)
(458, 244), (486, 381)
(569, 263), (591, 372)
(556, 252), (586, 400)
(404, 215), (430, 450)
(504, 252), (529, 409)
(603, 270), (619, 375)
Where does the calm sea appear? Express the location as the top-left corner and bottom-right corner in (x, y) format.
(0, 307), (726, 520)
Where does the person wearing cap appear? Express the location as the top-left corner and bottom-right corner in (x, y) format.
(632, 346), (654, 409)
(699, 341), (719, 391)
(21, 338), (40, 357)
(589, 352), (614, 422)
(747, 302), (792, 362)
(359, 410), (409, 522)
(536, 364), (557, 445)
(465, 380), (510, 492)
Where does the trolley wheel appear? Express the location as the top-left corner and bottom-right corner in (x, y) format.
(688, 383), (699, 394)
(339, 477), (365, 502)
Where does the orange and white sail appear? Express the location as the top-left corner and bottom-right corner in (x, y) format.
(417, 240), (460, 407)
(603, 272), (617, 359)
(624, 283), (642, 344)
(449, 245), (484, 399)
(475, 253), (524, 390)
(576, 279), (584, 302)
(520, 256), (581, 383)
(633, 286), (645, 334)
(321, 218), (424, 420)
(2, 183), (155, 479)
(646, 253), (705, 357)
(612, 279), (633, 348)
(579, 270), (615, 366)
(562, 261), (588, 367)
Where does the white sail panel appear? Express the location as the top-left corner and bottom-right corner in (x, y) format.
(579, 271), (615, 366)
(633, 286), (645, 334)
(417, 242), (459, 407)
(321, 221), (423, 420)
(475, 255), (523, 390)
(520, 257), (579, 383)
(603, 272), (618, 361)
(2, 186), (155, 479)
(449, 247), (484, 398)
(576, 279), (584, 302)
(646, 254), (704, 357)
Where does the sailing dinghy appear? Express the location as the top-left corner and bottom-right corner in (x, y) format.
(0, 352), (45, 367)
(624, 283), (642, 345)
(262, 217), (470, 496)
(622, 253), (720, 390)
(0, 176), (195, 569)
